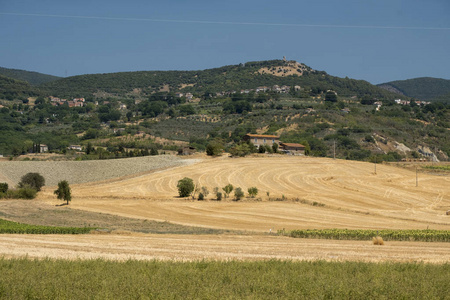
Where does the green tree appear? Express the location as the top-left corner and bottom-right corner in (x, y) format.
(222, 184), (234, 198)
(301, 140), (311, 156)
(325, 91), (338, 102)
(247, 187), (258, 198)
(0, 183), (8, 193)
(272, 143), (279, 153)
(229, 143), (254, 157)
(86, 142), (94, 154)
(177, 177), (194, 198)
(16, 184), (37, 199)
(206, 140), (223, 156)
(54, 180), (71, 205)
(150, 148), (159, 155)
(234, 187), (244, 201)
(19, 173), (45, 191)
(126, 111), (133, 121)
(201, 186), (209, 198)
(258, 145), (266, 153)
(213, 187), (222, 201)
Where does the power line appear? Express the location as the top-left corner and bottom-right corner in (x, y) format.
(1, 12), (450, 31)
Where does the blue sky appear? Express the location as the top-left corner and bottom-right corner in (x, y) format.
(1, 0), (449, 83)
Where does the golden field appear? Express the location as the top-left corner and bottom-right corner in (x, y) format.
(1, 155), (449, 262)
(35, 155), (450, 231)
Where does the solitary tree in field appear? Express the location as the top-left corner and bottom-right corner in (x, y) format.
(177, 177), (194, 198)
(54, 180), (71, 205)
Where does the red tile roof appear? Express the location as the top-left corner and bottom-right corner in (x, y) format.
(280, 143), (305, 148)
(245, 134), (279, 139)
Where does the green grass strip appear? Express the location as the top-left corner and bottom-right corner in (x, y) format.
(280, 228), (450, 242)
(423, 165), (450, 171)
(0, 259), (448, 299)
(0, 218), (93, 234)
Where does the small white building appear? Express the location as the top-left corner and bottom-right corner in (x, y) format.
(68, 145), (83, 151)
(39, 144), (49, 153)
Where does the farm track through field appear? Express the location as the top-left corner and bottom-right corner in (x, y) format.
(25, 155), (450, 232)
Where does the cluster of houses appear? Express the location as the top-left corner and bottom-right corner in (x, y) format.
(243, 134), (306, 155)
(174, 92), (194, 100)
(33, 144), (82, 153)
(50, 97), (85, 107)
(373, 99), (432, 111)
(237, 85), (297, 95)
(174, 85), (299, 100)
(394, 99), (431, 106)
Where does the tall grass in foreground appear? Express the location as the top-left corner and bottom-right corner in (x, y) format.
(0, 259), (448, 299)
(0, 219), (93, 234)
(280, 228), (450, 242)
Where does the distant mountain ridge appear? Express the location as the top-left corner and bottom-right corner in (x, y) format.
(378, 77), (450, 101)
(0, 67), (60, 86)
(39, 60), (401, 100)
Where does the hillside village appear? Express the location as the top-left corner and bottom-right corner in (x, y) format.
(0, 60), (448, 163)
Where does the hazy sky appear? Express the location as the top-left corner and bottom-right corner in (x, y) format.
(1, 0), (449, 83)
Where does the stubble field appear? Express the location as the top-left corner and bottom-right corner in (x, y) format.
(1, 155), (449, 262)
(37, 155), (450, 231)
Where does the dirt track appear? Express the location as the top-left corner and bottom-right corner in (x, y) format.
(36, 156), (450, 232)
(1, 234), (449, 263)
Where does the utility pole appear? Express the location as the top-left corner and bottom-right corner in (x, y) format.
(416, 166), (418, 187)
(333, 140), (336, 160)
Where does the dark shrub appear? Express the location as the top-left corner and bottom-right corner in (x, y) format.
(19, 173), (45, 191)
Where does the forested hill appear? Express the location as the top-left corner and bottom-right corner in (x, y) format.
(41, 60), (401, 100)
(0, 75), (40, 100)
(378, 77), (450, 102)
(0, 67), (60, 86)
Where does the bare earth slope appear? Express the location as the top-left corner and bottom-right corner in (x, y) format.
(33, 156), (450, 232)
(0, 155), (197, 186)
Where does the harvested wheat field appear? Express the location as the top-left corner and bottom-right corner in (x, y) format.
(1, 234), (449, 263)
(30, 155), (450, 232)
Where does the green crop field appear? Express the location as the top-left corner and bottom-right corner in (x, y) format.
(280, 228), (450, 242)
(0, 259), (448, 299)
(0, 218), (93, 234)
(423, 165), (450, 171)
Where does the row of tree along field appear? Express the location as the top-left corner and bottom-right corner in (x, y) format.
(0, 172), (71, 203)
(177, 177), (257, 201)
(0, 259), (448, 299)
